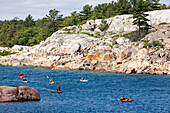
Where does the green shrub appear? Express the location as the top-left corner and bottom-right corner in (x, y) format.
(82, 32), (94, 37)
(63, 28), (70, 31)
(0, 50), (17, 56)
(99, 19), (109, 32)
(19, 47), (23, 51)
(113, 41), (118, 45)
(159, 22), (167, 25)
(79, 20), (87, 25)
(152, 41), (164, 48)
(143, 41), (164, 48)
(162, 31), (166, 34)
(160, 39), (164, 42)
(90, 24), (97, 31)
(110, 41), (118, 48)
(141, 40), (149, 43)
(143, 43), (152, 48)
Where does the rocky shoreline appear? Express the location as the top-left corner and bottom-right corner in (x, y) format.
(0, 10), (170, 75)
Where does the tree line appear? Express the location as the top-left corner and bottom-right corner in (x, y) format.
(0, 0), (169, 47)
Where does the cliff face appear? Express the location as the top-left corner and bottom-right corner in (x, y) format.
(0, 10), (170, 75)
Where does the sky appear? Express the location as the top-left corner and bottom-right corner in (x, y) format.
(0, 0), (169, 21)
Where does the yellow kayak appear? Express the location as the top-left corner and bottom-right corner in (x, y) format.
(49, 82), (55, 84)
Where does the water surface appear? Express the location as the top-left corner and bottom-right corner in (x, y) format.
(0, 66), (169, 113)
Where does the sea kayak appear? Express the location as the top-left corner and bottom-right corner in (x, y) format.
(17, 76), (26, 78)
(80, 79), (88, 82)
(116, 99), (132, 102)
(49, 82), (55, 84)
(23, 81), (28, 83)
(55, 90), (63, 93)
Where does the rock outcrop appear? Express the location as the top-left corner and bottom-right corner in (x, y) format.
(0, 10), (170, 75)
(0, 86), (18, 102)
(0, 86), (40, 102)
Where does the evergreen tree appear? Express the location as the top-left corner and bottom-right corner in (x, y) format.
(130, 0), (138, 7)
(80, 5), (93, 19)
(24, 14), (35, 27)
(133, 0), (150, 37)
(46, 9), (63, 32)
(46, 9), (60, 21)
(0, 0), (169, 47)
(160, 4), (167, 9)
(150, 0), (161, 10)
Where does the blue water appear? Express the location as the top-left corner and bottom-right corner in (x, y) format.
(0, 66), (169, 113)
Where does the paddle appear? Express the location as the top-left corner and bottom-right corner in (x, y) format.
(17, 75), (23, 77)
(79, 75), (85, 79)
(17, 73), (26, 78)
(58, 82), (61, 86)
(78, 75), (83, 80)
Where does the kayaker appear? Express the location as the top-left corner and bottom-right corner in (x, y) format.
(121, 95), (126, 100)
(23, 78), (27, 81)
(82, 77), (85, 80)
(20, 73), (24, 76)
(49, 79), (53, 83)
(57, 86), (60, 91)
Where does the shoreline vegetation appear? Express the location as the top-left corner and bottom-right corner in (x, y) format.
(0, 0), (170, 47)
(0, 0), (170, 75)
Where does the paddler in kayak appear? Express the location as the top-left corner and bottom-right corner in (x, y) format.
(57, 86), (61, 91)
(19, 73), (26, 77)
(82, 77), (85, 80)
(121, 95), (126, 100)
(23, 78), (27, 82)
(49, 79), (54, 83)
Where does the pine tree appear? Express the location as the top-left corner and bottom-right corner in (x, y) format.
(133, 0), (150, 37)
(24, 14), (35, 27)
(130, 0), (138, 7)
(150, 0), (160, 10)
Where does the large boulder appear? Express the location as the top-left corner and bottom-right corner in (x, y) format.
(0, 86), (18, 102)
(34, 33), (100, 55)
(137, 48), (148, 59)
(116, 37), (126, 45)
(17, 86), (40, 101)
(0, 86), (40, 102)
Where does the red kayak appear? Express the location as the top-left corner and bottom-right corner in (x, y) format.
(17, 75), (26, 77)
(116, 99), (132, 102)
(55, 90), (63, 93)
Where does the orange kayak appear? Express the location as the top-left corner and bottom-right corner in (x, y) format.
(55, 90), (63, 93)
(116, 99), (132, 102)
